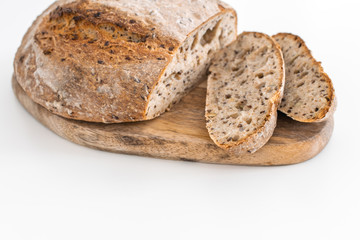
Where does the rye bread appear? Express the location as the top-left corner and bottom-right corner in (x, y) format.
(273, 33), (336, 122)
(14, 0), (237, 123)
(206, 32), (285, 155)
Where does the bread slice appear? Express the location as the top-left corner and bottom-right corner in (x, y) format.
(273, 33), (336, 122)
(206, 32), (285, 155)
(14, 0), (237, 123)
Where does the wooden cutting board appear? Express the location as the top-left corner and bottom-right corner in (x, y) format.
(12, 76), (334, 165)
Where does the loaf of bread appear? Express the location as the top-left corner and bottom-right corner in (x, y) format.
(273, 33), (336, 122)
(14, 0), (237, 123)
(206, 32), (285, 155)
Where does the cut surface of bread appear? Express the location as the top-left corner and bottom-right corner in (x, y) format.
(146, 11), (236, 119)
(273, 33), (336, 122)
(206, 32), (285, 155)
(14, 0), (236, 123)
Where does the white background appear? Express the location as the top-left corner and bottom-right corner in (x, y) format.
(0, 0), (359, 239)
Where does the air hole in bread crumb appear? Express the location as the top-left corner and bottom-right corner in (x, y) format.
(297, 82), (305, 88)
(235, 101), (247, 111)
(201, 20), (221, 46)
(174, 72), (182, 80)
(256, 82), (266, 89)
(191, 33), (199, 50)
(256, 73), (264, 79)
(299, 72), (308, 79)
(232, 135), (239, 141)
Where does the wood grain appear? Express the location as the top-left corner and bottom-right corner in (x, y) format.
(12, 76), (334, 165)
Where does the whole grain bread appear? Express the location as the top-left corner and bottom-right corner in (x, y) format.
(206, 32), (285, 155)
(273, 33), (336, 122)
(14, 0), (237, 123)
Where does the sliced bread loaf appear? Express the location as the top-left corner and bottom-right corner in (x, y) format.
(206, 32), (285, 155)
(273, 33), (336, 122)
(14, 0), (237, 123)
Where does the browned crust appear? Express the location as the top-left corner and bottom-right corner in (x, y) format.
(206, 32), (285, 155)
(273, 33), (336, 123)
(15, 1), (172, 123)
(14, 0), (236, 123)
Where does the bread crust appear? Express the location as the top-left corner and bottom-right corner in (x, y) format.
(273, 33), (336, 123)
(206, 32), (285, 155)
(14, 0), (236, 123)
